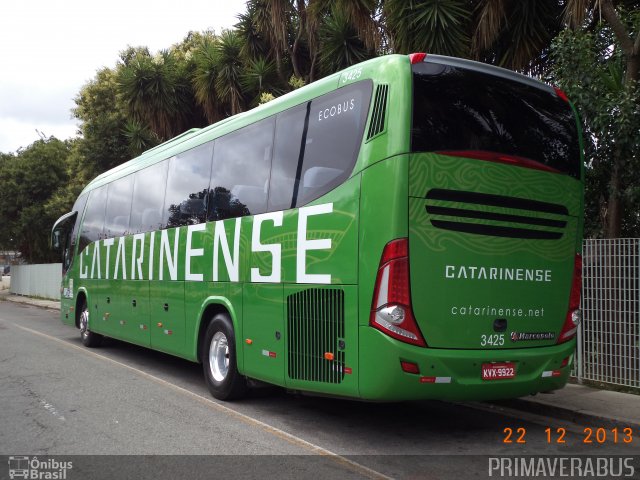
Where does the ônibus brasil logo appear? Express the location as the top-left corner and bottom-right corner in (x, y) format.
(7, 456), (72, 479)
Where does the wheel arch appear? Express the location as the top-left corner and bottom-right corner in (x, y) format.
(193, 297), (243, 372)
(74, 287), (89, 329)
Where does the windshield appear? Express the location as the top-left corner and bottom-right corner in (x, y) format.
(411, 61), (580, 178)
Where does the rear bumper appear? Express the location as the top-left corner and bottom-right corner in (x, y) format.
(358, 326), (574, 401)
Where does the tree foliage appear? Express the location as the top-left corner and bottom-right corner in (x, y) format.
(0, 138), (71, 263)
(551, 4), (640, 237)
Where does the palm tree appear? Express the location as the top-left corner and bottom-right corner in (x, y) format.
(383, 0), (564, 74)
(241, 57), (282, 106)
(318, 6), (377, 75)
(215, 30), (246, 115)
(117, 50), (193, 140)
(192, 36), (224, 123)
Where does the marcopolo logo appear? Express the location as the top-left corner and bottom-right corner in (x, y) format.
(511, 331), (556, 342)
(7, 456), (72, 479)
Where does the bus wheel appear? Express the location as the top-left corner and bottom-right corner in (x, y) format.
(79, 299), (103, 348)
(202, 313), (247, 400)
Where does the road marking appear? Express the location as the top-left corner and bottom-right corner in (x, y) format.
(12, 323), (392, 480)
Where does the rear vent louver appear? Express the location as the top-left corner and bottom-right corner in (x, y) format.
(367, 84), (389, 140)
(287, 288), (345, 384)
(425, 189), (568, 240)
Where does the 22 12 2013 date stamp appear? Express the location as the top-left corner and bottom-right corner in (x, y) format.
(503, 426), (635, 445)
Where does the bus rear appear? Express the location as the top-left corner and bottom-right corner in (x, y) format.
(360, 54), (583, 401)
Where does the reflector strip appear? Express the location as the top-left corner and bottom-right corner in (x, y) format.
(541, 370), (562, 378)
(119, 320), (125, 325)
(420, 376), (452, 384)
(163, 329), (172, 335)
(344, 367), (352, 374)
(262, 350), (277, 358)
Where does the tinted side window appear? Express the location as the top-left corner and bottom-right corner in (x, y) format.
(70, 193), (88, 247)
(130, 161), (168, 234)
(209, 117), (275, 220)
(268, 105), (308, 211)
(269, 80), (373, 209)
(163, 142), (214, 228)
(104, 175), (134, 238)
(79, 186), (107, 252)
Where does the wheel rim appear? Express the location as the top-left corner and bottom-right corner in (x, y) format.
(209, 331), (229, 382)
(80, 307), (89, 338)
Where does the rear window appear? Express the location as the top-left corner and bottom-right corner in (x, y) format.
(412, 62), (580, 178)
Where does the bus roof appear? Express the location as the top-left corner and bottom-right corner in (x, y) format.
(81, 53), (559, 196)
(82, 55), (406, 194)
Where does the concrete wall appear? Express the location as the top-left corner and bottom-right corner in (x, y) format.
(9, 264), (62, 300)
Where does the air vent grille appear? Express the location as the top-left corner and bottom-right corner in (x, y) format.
(287, 288), (345, 384)
(425, 189), (568, 240)
(367, 84), (389, 140)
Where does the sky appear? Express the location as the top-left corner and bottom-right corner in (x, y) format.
(0, 0), (248, 154)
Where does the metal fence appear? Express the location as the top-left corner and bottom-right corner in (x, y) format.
(576, 238), (640, 389)
(9, 263), (62, 300)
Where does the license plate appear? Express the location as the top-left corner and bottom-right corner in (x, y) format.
(481, 362), (516, 380)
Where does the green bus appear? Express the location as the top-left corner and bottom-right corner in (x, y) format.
(52, 53), (584, 402)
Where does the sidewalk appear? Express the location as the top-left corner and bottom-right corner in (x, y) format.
(1, 290), (638, 427)
(0, 289), (61, 310)
(486, 383), (640, 429)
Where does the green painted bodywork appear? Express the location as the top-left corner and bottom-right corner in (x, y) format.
(57, 54), (583, 401)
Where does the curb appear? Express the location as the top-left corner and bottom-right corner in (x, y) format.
(486, 397), (640, 430)
(1, 293), (61, 311)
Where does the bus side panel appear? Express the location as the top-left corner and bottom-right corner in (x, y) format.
(242, 284), (285, 386)
(357, 155), (409, 328)
(149, 280), (185, 356)
(278, 176), (360, 396)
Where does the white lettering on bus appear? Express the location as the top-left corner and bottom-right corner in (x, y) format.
(160, 229), (179, 281)
(186, 224), (206, 282)
(90, 242), (101, 279)
(297, 203), (333, 284)
(317, 99), (355, 122)
(82, 202), (336, 284)
(103, 238), (114, 279)
(445, 265), (552, 283)
(251, 211), (283, 283)
(213, 218), (241, 282)
(80, 248), (89, 279)
(114, 237), (127, 280)
(131, 233), (145, 280)
(148, 232), (155, 281)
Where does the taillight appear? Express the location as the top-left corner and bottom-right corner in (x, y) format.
(409, 52), (427, 64)
(557, 253), (582, 343)
(370, 238), (427, 347)
(554, 86), (570, 103)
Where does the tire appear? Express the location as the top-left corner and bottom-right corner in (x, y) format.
(202, 313), (247, 400)
(78, 298), (103, 348)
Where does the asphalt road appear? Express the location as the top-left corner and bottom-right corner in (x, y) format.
(1, 300), (638, 480)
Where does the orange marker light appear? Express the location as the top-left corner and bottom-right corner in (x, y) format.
(324, 352), (334, 361)
(246, 339), (253, 345)
(157, 322), (163, 328)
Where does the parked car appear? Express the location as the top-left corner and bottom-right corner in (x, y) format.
(2, 265), (10, 276)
